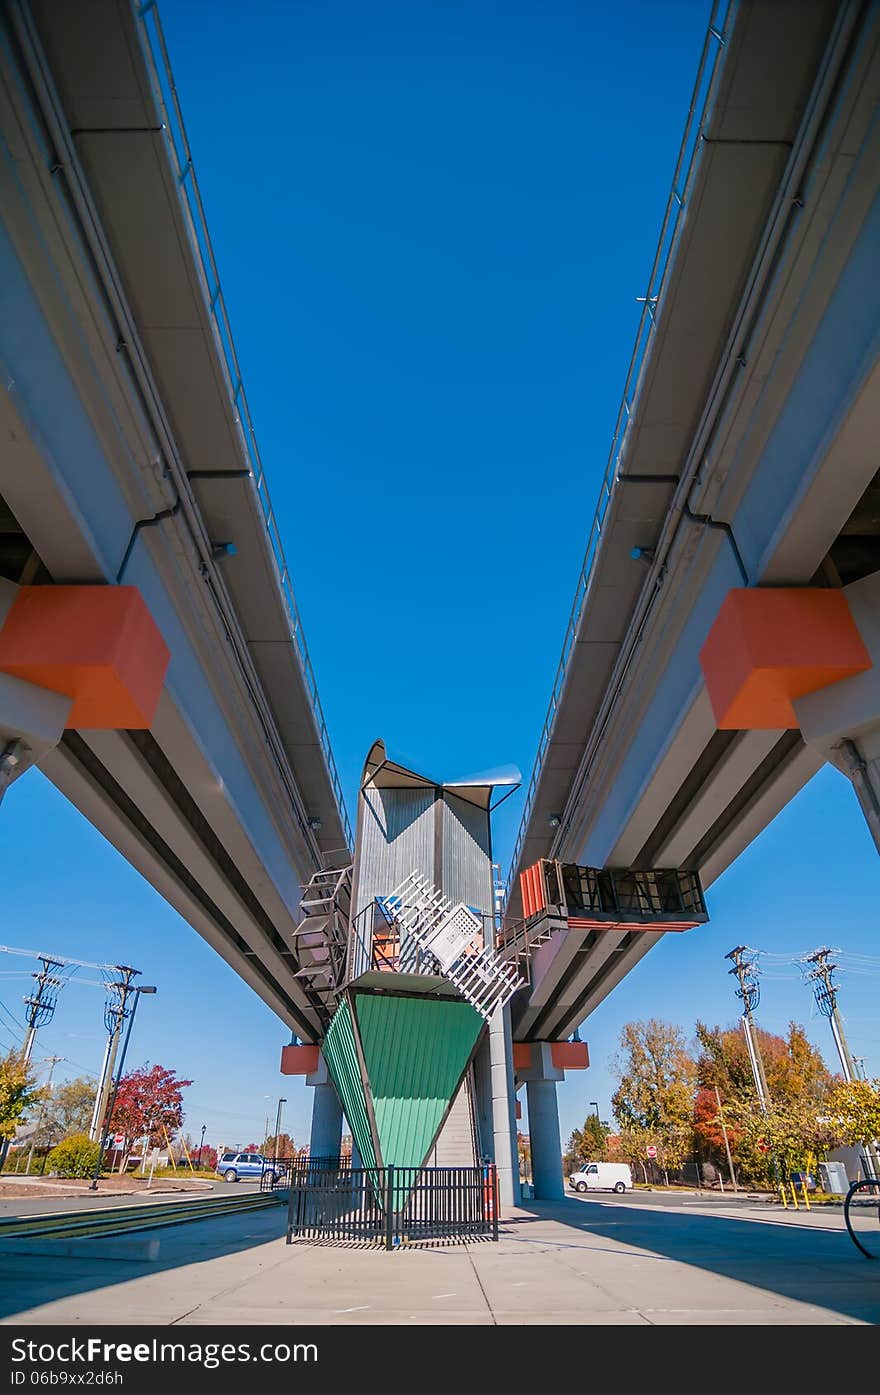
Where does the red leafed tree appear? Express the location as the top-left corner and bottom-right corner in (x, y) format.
(692, 1086), (739, 1161)
(262, 1133), (295, 1158)
(109, 1064), (193, 1155)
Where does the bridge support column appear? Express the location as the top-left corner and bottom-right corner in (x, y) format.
(488, 1002), (520, 1208)
(792, 574), (880, 859)
(520, 1044), (565, 1201)
(827, 738), (880, 856)
(306, 1058), (343, 1161)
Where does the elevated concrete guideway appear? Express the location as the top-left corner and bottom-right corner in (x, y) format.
(0, 0), (350, 1040)
(506, 0), (880, 1041)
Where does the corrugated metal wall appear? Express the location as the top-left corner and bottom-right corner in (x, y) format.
(354, 785), (435, 919)
(355, 992), (484, 1170)
(440, 792), (492, 912)
(321, 997), (377, 1169)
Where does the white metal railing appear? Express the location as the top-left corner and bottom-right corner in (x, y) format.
(385, 872), (521, 1018)
(504, 0), (735, 900)
(134, 1), (352, 849)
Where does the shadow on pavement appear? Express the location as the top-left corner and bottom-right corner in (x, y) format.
(505, 1195), (880, 1324)
(0, 1202), (289, 1322)
(2, 1191), (878, 1324)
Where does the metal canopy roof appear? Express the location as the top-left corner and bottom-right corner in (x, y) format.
(362, 739), (520, 810)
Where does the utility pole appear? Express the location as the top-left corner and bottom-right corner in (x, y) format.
(25, 1056), (63, 1175)
(725, 946), (770, 1109)
(89, 982), (156, 1189)
(805, 949), (856, 1079)
(0, 956), (64, 1172)
(88, 967), (140, 1144)
(22, 956), (65, 1062)
(273, 1097), (287, 1157)
(805, 948), (880, 1179)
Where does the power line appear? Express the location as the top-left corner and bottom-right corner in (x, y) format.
(0, 998), (23, 1035)
(0, 945), (117, 973)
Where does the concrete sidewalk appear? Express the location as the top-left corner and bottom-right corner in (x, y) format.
(0, 1194), (877, 1326)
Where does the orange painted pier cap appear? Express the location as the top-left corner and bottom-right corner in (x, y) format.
(699, 588), (871, 730)
(513, 1041), (589, 1071)
(280, 1044), (320, 1075)
(550, 1041), (589, 1071)
(0, 586), (170, 729)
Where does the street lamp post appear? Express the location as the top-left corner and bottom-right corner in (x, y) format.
(89, 985), (157, 1190)
(197, 1123), (206, 1167)
(590, 1101), (600, 1120)
(273, 1097), (287, 1158)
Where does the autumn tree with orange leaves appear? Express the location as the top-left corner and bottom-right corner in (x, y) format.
(109, 1063), (192, 1164)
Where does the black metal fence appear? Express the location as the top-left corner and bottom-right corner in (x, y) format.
(286, 1163), (499, 1248)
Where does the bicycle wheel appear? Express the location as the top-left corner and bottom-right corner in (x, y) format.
(844, 1178), (880, 1259)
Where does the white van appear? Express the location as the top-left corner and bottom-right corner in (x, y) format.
(569, 1162), (632, 1194)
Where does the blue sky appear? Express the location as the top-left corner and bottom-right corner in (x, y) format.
(2, 1), (879, 1152)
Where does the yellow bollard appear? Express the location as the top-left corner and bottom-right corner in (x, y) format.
(179, 1134), (196, 1174)
(162, 1123), (177, 1170)
(780, 1185), (788, 1208)
(789, 1181), (799, 1209)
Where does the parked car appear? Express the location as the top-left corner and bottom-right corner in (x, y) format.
(569, 1162), (632, 1194)
(216, 1151), (277, 1183)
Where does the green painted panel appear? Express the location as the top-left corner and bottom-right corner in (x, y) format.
(321, 997), (377, 1170)
(354, 993), (483, 1171)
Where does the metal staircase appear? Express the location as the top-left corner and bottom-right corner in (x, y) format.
(496, 912), (565, 977)
(288, 865), (352, 1005)
(384, 871), (521, 1019)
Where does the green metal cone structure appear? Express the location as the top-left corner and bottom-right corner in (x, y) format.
(323, 990), (484, 1171)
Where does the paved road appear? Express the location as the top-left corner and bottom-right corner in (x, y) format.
(0, 1189), (875, 1325)
(568, 1187), (847, 1212)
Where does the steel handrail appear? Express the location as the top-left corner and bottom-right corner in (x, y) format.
(134, 1), (351, 849)
(844, 1176), (880, 1259)
(504, 0), (734, 899)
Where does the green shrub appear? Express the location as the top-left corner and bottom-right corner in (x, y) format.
(46, 1132), (101, 1178)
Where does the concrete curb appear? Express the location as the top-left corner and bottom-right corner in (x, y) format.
(0, 1237), (160, 1262)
